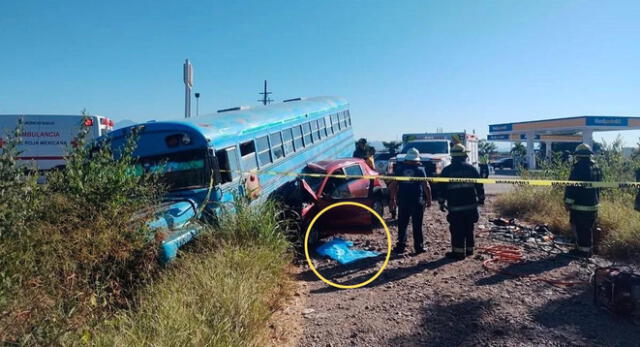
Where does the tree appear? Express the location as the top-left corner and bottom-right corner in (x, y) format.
(478, 140), (497, 157)
(510, 142), (527, 158)
(631, 138), (640, 161)
(382, 141), (402, 155)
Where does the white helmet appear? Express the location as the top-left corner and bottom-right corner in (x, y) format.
(404, 148), (421, 162)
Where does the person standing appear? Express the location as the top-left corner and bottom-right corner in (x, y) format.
(353, 138), (368, 158)
(438, 144), (485, 260)
(365, 146), (376, 170)
(391, 148), (432, 254)
(564, 144), (602, 257)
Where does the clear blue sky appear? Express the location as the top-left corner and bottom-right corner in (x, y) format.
(1, 1), (639, 147)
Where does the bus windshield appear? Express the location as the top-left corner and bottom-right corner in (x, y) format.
(133, 149), (209, 190)
(401, 141), (449, 155)
(301, 166), (326, 194)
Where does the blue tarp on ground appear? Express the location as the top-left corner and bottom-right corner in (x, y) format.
(315, 238), (380, 265)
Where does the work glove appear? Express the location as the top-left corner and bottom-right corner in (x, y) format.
(439, 203), (447, 212)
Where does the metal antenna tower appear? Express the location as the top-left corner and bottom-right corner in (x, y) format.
(258, 80), (273, 105)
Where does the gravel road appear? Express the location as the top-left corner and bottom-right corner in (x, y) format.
(292, 198), (640, 347)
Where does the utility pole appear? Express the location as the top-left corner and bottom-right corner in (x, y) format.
(258, 80), (273, 105)
(194, 92), (200, 117)
(183, 59), (193, 118)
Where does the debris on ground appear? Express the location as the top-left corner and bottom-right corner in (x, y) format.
(593, 266), (640, 317)
(488, 218), (557, 243)
(295, 200), (640, 346)
(315, 238), (380, 265)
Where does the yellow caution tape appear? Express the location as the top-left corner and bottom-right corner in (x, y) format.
(220, 170), (640, 188)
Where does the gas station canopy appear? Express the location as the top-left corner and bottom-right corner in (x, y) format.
(488, 116), (640, 169)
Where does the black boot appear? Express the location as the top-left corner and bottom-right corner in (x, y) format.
(392, 244), (406, 254)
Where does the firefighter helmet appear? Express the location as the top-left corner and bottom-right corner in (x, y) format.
(575, 143), (594, 157)
(451, 143), (469, 157)
(404, 147), (421, 162)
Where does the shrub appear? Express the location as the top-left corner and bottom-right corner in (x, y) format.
(0, 124), (163, 344)
(496, 138), (640, 259)
(0, 121), (40, 239)
(91, 198), (292, 346)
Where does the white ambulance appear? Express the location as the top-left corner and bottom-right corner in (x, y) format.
(0, 114), (114, 171)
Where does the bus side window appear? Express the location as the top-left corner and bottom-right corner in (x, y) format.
(282, 128), (294, 154)
(240, 140), (258, 170)
(325, 116), (333, 135)
(292, 125), (304, 150)
(256, 135), (272, 166)
(331, 114), (341, 132)
(270, 132), (285, 160)
(346, 110), (352, 127)
(302, 122), (313, 146)
(319, 118), (327, 138)
(215, 146), (240, 184)
(311, 120), (320, 142)
(341, 112), (348, 128)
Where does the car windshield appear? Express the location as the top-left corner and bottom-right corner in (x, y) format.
(301, 166), (326, 193)
(132, 149), (208, 191)
(401, 141), (449, 154)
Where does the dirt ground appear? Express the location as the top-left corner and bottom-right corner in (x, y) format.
(289, 198), (640, 347)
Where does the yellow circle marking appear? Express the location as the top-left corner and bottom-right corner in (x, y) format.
(304, 201), (392, 289)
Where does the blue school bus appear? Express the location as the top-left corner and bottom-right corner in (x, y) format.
(106, 96), (354, 260)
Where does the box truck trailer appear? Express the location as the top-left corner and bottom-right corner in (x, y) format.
(0, 114), (114, 171)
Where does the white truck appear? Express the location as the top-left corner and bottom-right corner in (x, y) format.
(389, 132), (479, 176)
(0, 114), (114, 171)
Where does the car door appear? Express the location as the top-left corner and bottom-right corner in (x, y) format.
(315, 164), (374, 231)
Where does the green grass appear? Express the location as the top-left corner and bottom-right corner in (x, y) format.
(91, 244), (290, 346)
(495, 186), (640, 259)
(89, 200), (293, 347)
(1, 123), (294, 346)
(0, 127), (162, 344)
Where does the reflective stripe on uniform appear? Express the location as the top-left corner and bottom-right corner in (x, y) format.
(448, 203), (477, 212)
(564, 198), (575, 204)
(466, 247), (474, 253)
(570, 204), (598, 212)
(453, 247), (466, 253)
(577, 246), (592, 252)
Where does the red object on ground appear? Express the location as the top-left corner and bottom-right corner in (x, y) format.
(479, 244), (585, 287)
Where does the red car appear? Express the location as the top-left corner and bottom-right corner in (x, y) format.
(298, 158), (387, 244)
